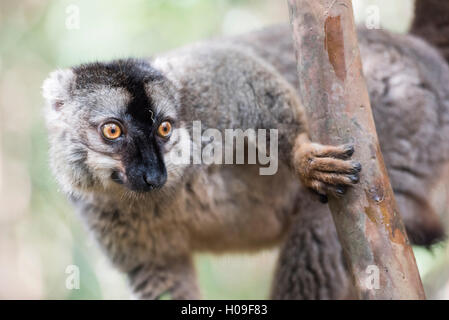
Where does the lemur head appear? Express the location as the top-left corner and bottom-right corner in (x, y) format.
(42, 59), (190, 197)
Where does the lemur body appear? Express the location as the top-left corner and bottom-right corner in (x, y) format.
(43, 26), (449, 300)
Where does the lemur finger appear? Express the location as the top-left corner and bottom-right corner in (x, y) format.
(325, 184), (348, 198)
(311, 158), (362, 174)
(311, 171), (359, 186)
(309, 179), (347, 199)
(308, 180), (327, 197)
(312, 143), (355, 160)
(311, 189), (329, 204)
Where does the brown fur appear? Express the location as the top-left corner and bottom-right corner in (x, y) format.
(411, 0), (449, 64)
(43, 25), (449, 300)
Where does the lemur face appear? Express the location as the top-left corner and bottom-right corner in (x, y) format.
(42, 59), (189, 196)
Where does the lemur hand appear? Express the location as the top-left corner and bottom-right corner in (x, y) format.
(293, 134), (362, 203)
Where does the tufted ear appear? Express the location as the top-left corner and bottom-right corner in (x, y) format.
(42, 69), (75, 111)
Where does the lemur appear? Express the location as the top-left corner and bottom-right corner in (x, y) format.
(411, 0), (449, 64)
(42, 23), (449, 299)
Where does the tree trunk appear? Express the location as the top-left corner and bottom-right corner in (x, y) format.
(287, 0), (425, 299)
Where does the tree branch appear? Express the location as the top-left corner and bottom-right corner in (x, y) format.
(287, 0), (425, 299)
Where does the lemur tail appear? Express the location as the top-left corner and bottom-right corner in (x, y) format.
(410, 0), (449, 64)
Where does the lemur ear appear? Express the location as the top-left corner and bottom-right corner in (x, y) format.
(42, 69), (75, 111)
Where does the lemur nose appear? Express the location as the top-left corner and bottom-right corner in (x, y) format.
(143, 171), (167, 190)
(143, 173), (157, 190)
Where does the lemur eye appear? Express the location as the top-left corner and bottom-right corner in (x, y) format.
(101, 122), (122, 140)
(157, 121), (172, 138)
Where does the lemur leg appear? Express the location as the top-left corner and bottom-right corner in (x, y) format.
(292, 133), (362, 203)
(127, 255), (200, 300)
(271, 198), (353, 300)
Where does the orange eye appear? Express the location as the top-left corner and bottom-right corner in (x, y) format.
(157, 121), (172, 138)
(101, 122), (122, 140)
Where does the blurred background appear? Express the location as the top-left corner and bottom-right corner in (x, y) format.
(0, 0), (447, 299)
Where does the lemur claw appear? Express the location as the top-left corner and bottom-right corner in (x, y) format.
(293, 138), (361, 201)
(342, 144), (355, 158)
(317, 192), (329, 204)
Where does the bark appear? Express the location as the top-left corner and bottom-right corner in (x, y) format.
(287, 0), (426, 299)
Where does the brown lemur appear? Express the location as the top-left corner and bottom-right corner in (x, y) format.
(411, 0), (449, 64)
(43, 24), (449, 299)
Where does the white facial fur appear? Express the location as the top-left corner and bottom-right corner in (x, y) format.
(42, 66), (189, 198)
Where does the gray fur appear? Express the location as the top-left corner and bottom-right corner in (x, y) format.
(43, 26), (449, 300)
